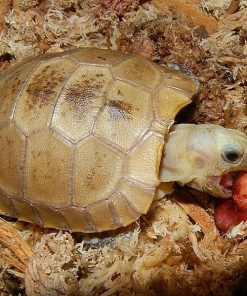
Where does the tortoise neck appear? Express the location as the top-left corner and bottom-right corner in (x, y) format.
(160, 124), (196, 185)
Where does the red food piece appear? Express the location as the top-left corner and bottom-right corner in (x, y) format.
(233, 173), (247, 209)
(215, 173), (247, 232)
(214, 200), (241, 232)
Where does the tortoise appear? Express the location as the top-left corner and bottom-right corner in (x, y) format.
(0, 47), (247, 233)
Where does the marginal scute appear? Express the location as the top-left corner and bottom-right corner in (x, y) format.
(94, 80), (153, 151)
(161, 65), (199, 95)
(12, 198), (37, 223)
(112, 56), (161, 89)
(125, 132), (164, 187)
(154, 85), (192, 120)
(73, 136), (124, 207)
(61, 207), (92, 232)
(0, 73), (6, 86)
(0, 124), (24, 197)
(119, 181), (154, 215)
(111, 192), (140, 227)
(25, 130), (72, 208)
(51, 65), (113, 143)
(37, 206), (68, 229)
(0, 191), (16, 217)
(151, 120), (172, 135)
(14, 58), (76, 135)
(87, 200), (119, 232)
(72, 47), (124, 66)
(36, 49), (79, 61)
(0, 61), (36, 125)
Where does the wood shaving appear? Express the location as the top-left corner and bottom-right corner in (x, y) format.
(173, 194), (219, 235)
(0, 0), (11, 26)
(13, 0), (40, 11)
(196, 8), (247, 132)
(152, 0), (218, 33)
(25, 232), (80, 295)
(200, 0), (232, 17)
(100, 0), (140, 15)
(0, 219), (33, 274)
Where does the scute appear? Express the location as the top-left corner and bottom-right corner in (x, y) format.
(25, 130), (72, 208)
(37, 206), (68, 229)
(51, 64), (113, 143)
(87, 200), (118, 232)
(125, 132), (164, 187)
(112, 56), (161, 89)
(161, 64), (199, 95)
(61, 207), (91, 232)
(94, 80), (153, 151)
(72, 47), (125, 66)
(111, 192), (140, 227)
(0, 48), (199, 232)
(0, 61), (36, 125)
(14, 58), (76, 135)
(154, 85), (193, 121)
(0, 191), (16, 218)
(12, 198), (37, 223)
(0, 124), (24, 197)
(118, 180), (154, 215)
(73, 136), (124, 207)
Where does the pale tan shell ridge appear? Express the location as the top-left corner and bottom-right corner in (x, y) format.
(0, 48), (198, 232)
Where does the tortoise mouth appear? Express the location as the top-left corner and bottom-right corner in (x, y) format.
(208, 172), (247, 198)
(208, 174), (233, 198)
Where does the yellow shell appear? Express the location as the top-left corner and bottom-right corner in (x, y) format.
(0, 48), (198, 232)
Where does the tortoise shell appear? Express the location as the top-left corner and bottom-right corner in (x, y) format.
(0, 48), (198, 232)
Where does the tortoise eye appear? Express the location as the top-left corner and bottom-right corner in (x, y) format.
(222, 148), (243, 163)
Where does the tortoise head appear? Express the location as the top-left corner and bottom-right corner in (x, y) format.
(160, 124), (247, 198)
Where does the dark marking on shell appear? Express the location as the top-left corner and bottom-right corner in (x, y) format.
(1, 75), (22, 114)
(26, 66), (65, 110)
(83, 149), (105, 190)
(108, 100), (133, 120)
(84, 169), (97, 188)
(97, 56), (106, 61)
(64, 75), (104, 120)
(10, 79), (21, 95)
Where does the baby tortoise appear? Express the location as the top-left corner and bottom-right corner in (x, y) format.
(0, 47), (247, 232)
